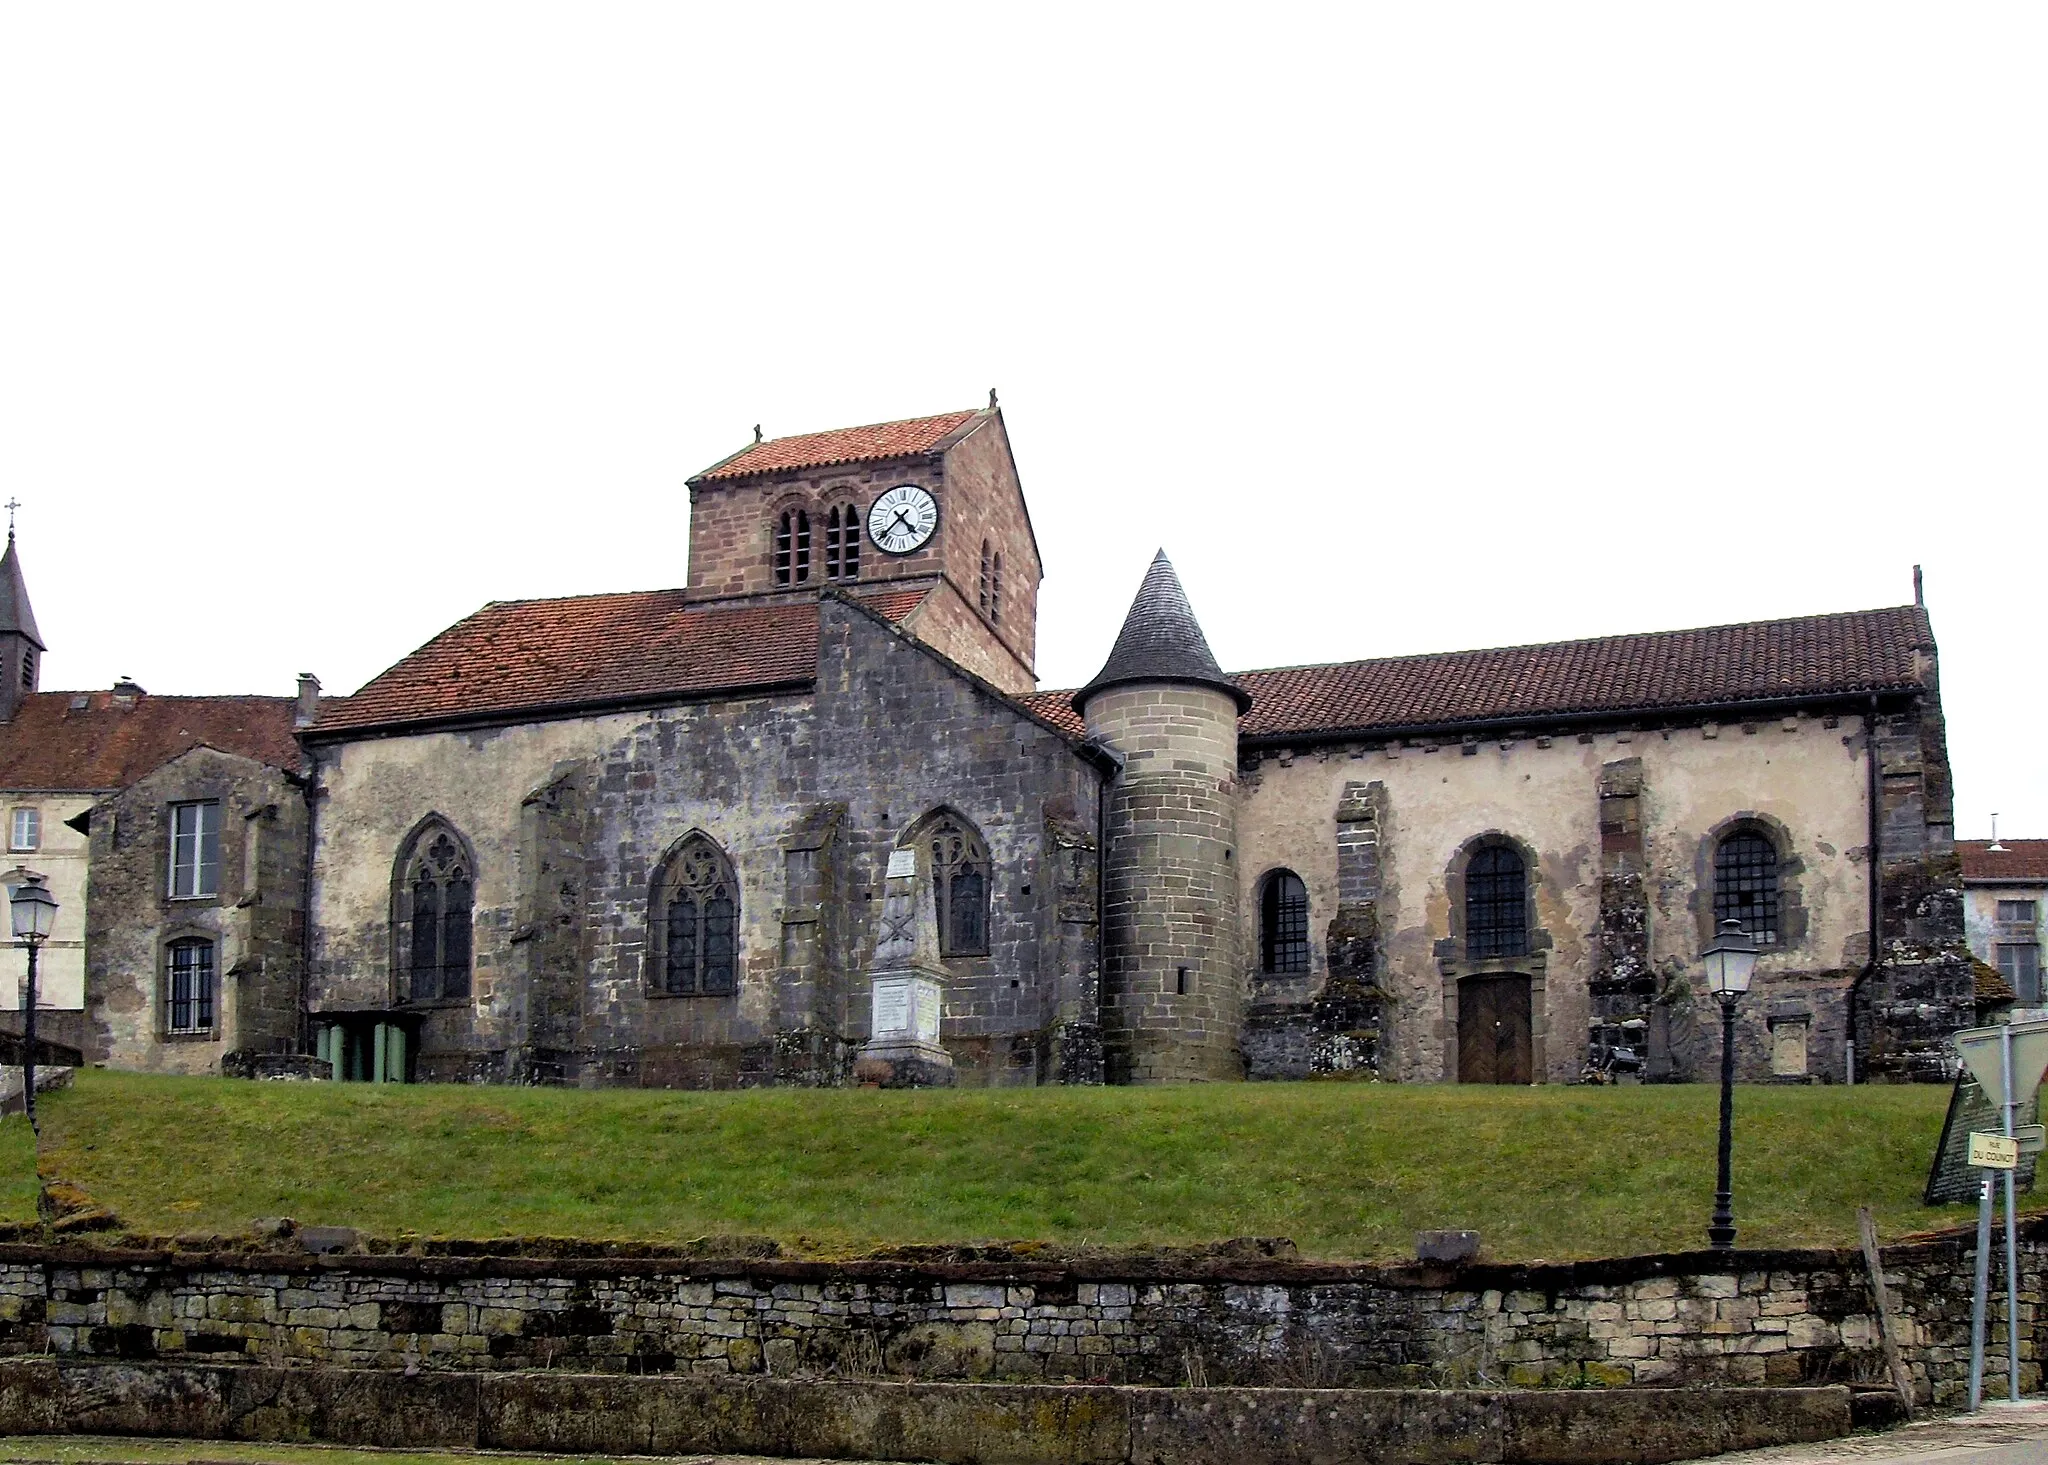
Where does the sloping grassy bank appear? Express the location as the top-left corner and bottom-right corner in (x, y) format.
(15, 1069), (1979, 1261)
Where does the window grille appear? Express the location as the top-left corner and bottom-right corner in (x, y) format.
(2000, 944), (2043, 1005)
(1260, 869), (1310, 974)
(166, 938), (216, 1033)
(1713, 831), (1780, 944)
(774, 509), (812, 585)
(659, 836), (738, 996)
(8, 807), (37, 853)
(1465, 844), (1529, 959)
(927, 815), (990, 957)
(168, 801), (221, 899)
(402, 827), (473, 1001)
(824, 505), (861, 581)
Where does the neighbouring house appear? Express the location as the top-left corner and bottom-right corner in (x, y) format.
(1960, 838), (2047, 1015)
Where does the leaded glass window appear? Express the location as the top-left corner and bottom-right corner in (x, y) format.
(658, 835), (738, 996)
(400, 826), (473, 1001)
(1713, 830), (1780, 944)
(1260, 869), (1310, 974)
(928, 815), (990, 957)
(1465, 844), (1528, 959)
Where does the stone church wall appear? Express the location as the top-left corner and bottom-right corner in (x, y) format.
(84, 747), (306, 1075)
(306, 599), (1102, 1088)
(1237, 715), (1878, 1085)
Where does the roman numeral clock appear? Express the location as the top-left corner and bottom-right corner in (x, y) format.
(867, 485), (939, 555)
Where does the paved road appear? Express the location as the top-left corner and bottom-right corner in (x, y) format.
(1692, 1401), (2048, 1465)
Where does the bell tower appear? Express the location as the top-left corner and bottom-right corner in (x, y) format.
(1075, 551), (1250, 1083)
(0, 511), (44, 723)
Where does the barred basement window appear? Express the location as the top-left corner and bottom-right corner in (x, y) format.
(774, 509), (812, 585)
(165, 938), (216, 1034)
(1259, 869), (1310, 974)
(824, 504), (861, 581)
(1465, 844), (1529, 959)
(167, 800), (221, 899)
(926, 814), (990, 957)
(655, 834), (738, 996)
(1713, 830), (1780, 944)
(397, 821), (474, 1002)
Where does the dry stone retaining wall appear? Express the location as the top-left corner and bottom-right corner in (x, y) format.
(0, 1219), (2030, 1409)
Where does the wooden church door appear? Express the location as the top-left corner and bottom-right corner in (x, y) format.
(1458, 975), (1533, 1084)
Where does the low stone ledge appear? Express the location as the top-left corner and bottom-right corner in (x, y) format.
(0, 1360), (1852, 1465)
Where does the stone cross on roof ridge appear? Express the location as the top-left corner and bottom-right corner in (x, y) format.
(1074, 549), (1250, 716)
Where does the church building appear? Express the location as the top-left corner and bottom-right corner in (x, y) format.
(5, 404), (1976, 1090)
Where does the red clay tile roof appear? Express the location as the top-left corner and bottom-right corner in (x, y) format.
(1961, 840), (2048, 883)
(0, 692), (302, 790)
(693, 410), (983, 482)
(1024, 605), (1933, 740)
(312, 586), (934, 736)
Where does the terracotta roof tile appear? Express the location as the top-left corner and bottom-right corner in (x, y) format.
(1025, 605), (1932, 741)
(0, 692), (301, 790)
(693, 410), (983, 482)
(1961, 840), (2048, 883)
(312, 586), (933, 736)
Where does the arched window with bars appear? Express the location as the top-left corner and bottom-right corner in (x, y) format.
(393, 818), (475, 1002)
(824, 504), (861, 581)
(1259, 868), (1310, 974)
(1713, 828), (1781, 944)
(652, 833), (740, 996)
(1464, 842), (1529, 960)
(774, 509), (812, 585)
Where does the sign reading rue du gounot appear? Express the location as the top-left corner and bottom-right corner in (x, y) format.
(1970, 1132), (2021, 1171)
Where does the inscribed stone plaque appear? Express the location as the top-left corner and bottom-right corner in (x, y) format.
(872, 978), (912, 1035)
(886, 849), (917, 880)
(912, 981), (941, 1043)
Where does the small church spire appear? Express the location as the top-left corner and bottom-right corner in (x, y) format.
(0, 516), (45, 723)
(1073, 550), (1250, 716)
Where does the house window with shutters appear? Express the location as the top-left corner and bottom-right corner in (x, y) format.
(652, 833), (739, 996)
(394, 819), (475, 1002)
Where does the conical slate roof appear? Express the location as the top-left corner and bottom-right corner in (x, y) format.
(1073, 550), (1251, 716)
(0, 534), (43, 650)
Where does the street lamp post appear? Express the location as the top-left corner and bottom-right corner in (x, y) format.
(6, 871), (59, 1135)
(1702, 918), (1759, 1251)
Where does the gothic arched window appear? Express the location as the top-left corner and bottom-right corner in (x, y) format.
(774, 509), (812, 585)
(1465, 843), (1528, 960)
(1714, 829), (1780, 944)
(395, 820), (474, 1002)
(1259, 869), (1310, 974)
(925, 813), (990, 958)
(653, 834), (739, 996)
(824, 504), (861, 581)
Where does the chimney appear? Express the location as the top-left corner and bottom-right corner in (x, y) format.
(295, 673), (321, 728)
(111, 676), (145, 706)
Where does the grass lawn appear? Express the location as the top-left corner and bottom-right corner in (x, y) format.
(6, 1069), (1999, 1262)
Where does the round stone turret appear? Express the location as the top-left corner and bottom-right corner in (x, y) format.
(1075, 551), (1250, 1083)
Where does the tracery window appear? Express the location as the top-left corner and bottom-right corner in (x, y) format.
(165, 937), (216, 1034)
(397, 822), (474, 1002)
(824, 504), (861, 581)
(1713, 830), (1780, 944)
(654, 834), (739, 996)
(1465, 843), (1529, 960)
(774, 509), (812, 585)
(1259, 869), (1310, 974)
(926, 813), (990, 957)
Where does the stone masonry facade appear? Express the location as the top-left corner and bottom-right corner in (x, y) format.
(0, 1218), (2033, 1408)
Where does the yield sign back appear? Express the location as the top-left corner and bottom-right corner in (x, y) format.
(1954, 1019), (2048, 1111)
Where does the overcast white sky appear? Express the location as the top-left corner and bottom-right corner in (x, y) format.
(2, 5), (2041, 836)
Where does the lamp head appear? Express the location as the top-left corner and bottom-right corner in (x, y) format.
(1701, 917), (1757, 1001)
(6, 870), (58, 941)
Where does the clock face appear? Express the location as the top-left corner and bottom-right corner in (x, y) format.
(867, 485), (939, 555)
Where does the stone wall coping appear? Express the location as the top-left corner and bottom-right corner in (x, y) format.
(0, 1213), (2008, 1288)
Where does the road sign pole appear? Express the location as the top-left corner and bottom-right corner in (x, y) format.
(1972, 1173), (1992, 1412)
(2003, 1023), (2022, 1402)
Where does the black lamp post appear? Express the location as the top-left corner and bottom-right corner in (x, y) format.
(7, 871), (58, 1136)
(1702, 918), (1758, 1251)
